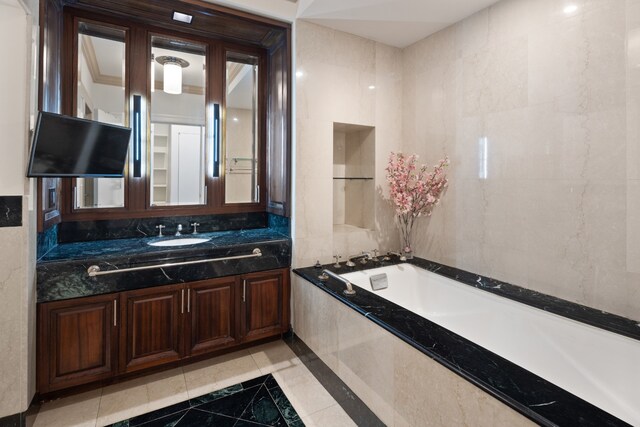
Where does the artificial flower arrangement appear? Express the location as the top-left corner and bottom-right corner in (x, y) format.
(385, 152), (449, 257)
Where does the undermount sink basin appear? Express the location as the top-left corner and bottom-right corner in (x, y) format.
(148, 237), (211, 247)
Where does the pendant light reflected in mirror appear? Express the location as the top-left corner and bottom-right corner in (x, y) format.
(155, 55), (190, 95)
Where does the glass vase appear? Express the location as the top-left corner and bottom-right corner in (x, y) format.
(398, 216), (415, 260)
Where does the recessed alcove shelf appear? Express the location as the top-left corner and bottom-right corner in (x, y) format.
(333, 122), (375, 233)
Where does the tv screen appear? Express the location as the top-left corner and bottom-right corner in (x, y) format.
(27, 112), (132, 177)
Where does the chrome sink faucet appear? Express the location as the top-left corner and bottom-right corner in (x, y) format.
(175, 224), (183, 236)
(155, 224), (165, 237)
(190, 222), (200, 234)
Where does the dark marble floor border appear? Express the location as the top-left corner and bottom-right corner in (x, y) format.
(283, 332), (385, 427)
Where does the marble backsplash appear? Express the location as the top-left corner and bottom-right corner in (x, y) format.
(57, 212), (269, 243)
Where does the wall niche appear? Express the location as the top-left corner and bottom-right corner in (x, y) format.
(332, 123), (375, 232)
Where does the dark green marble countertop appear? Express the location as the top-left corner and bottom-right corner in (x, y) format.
(37, 227), (291, 303)
(38, 227), (289, 264)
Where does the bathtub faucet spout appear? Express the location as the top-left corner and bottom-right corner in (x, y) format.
(386, 251), (407, 262)
(346, 252), (372, 267)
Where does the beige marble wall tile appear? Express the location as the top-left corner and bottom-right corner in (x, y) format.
(393, 338), (535, 427)
(336, 303), (395, 426)
(0, 229), (25, 417)
(294, 20), (403, 267)
(401, 0), (640, 320)
(291, 275), (339, 371)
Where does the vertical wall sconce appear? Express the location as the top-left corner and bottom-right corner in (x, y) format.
(133, 95), (142, 177)
(213, 103), (220, 177)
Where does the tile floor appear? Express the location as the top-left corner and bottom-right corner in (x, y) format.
(107, 373), (302, 426)
(33, 340), (357, 427)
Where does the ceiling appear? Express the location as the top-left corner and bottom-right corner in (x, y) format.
(206, 0), (502, 48)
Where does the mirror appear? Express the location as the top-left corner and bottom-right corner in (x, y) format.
(225, 53), (259, 204)
(150, 36), (206, 206)
(75, 22), (126, 209)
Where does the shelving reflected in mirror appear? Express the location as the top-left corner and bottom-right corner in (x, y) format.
(225, 52), (259, 204)
(150, 35), (206, 206)
(74, 22), (126, 209)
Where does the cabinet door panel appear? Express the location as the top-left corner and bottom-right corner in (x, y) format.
(38, 294), (118, 393)
(120, 285), (183, 373)
(187, 277), (238, 356)
(241, 269), (289, 342)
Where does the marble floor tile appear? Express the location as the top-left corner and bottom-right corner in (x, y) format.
(249, 340), (304, 375)
(143, 368), (189, 414)
(183, 349), (262, 398)
(300, 403), (357, 427)
(96, 377), (151, 427)
(33, 389), (102, 427)
(33, 342), (357, 427)
(274, 371), (337, 418)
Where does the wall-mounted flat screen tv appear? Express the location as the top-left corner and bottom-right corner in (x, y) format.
(26, 112), (132, 177)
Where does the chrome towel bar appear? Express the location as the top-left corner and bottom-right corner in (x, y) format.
(87, 248), (262, 277)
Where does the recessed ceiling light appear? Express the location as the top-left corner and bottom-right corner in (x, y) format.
(563, 4), (578, 15)
(233, 117), (239, 122)
(295, 70), (304, 78)
(172, 11), (193, 24)
(368, 85), (376, 90)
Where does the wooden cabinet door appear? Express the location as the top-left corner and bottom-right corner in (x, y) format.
(186, 277), (238, 357)
(266, 37), (291, 217)
(241, 269), (289, 342)
(120, 284), (183, 373)
(38, 294), (118, 393)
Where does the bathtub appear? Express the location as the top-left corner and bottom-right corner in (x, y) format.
(340, 264), (640, 426)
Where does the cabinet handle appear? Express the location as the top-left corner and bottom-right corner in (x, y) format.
(113, 299), (117, 327)
(187, 289), (190, 313)
(181, 289), (184, 314)
(242, 279), (247, 303)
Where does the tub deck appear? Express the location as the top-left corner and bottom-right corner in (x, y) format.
(294, 257), (636, 427)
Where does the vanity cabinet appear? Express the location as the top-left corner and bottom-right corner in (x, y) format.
(37, 294), (118, 393)
(37, 268), (289, 395)
(119, 285), (184, 373)
(241, 270), (289, 342)
(186, 277), (238, 357)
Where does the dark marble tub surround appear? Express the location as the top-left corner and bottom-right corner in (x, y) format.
(0, 196), (22, 228)
(107, 373), (304, 427)
(294, 258), (632, 427)
(38, 234), (291, 303)
(57, 212), (270, 243)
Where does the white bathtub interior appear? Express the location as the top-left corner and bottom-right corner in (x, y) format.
(339, 264), (640, 425)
